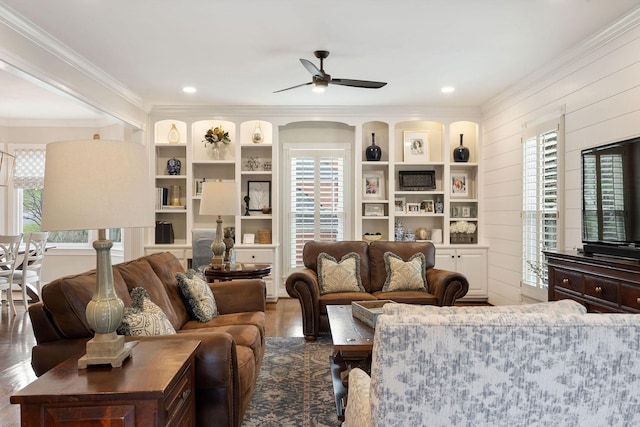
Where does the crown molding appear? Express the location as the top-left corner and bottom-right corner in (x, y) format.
(149, 105), (482, 123)
(0, 3), (146, 113)
(0, 117), (118, 128)
(482, 5), (640, 112)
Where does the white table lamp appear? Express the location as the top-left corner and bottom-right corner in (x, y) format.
(41, 137), (154, 369)
(199, 181), (240, 265)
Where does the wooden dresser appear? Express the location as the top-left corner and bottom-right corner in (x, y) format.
(545, 250), (640, 313)
(11, 339), (200, 427)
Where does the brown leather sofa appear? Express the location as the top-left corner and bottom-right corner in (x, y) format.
(28, 252), (265, 427)
(285, 241), (469, 341)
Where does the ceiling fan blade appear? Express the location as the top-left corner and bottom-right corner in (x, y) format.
(330, 78), (387, 89)
(300, 58), (324, 78)
(273, 82), (312, 93)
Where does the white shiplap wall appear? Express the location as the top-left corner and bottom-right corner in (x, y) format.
(481, 11), (640, 306)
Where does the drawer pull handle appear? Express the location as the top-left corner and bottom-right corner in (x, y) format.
(637, 298), (640, 305)
(595, 286), (603, 294)
(167, 388), (191, 421)
(562, 278), (569, 285)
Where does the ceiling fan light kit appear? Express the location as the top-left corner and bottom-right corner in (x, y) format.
(275, 50), (387, 94)
(312, 76), (328, 93)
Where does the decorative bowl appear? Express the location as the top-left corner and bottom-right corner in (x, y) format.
(363, 234), (383, 242)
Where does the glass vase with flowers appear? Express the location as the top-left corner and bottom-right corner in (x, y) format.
(203, 126), (231, 159)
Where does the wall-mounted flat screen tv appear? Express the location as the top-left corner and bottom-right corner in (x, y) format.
(581, 136), (640, 259)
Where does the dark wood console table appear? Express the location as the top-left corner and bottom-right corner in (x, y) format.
(11, 340), (200, 427)
(204, 263), (271, 282)
(544, 250), (640, 313)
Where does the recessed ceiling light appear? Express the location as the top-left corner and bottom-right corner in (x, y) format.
(441, 86), (455, 94)
(183, 86), (197, 94)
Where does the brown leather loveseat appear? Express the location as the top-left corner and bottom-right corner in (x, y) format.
(28, 252), (265, 427)
(285, 240), (469, 341)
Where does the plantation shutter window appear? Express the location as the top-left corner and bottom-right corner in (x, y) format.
(522, 117), (564, 301)
(284, 146), (350, 275)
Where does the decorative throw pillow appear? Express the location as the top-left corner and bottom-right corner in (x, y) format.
(317, 252), (365, 294)
(117, 287), (176, 336)
(382, 252), (428, 292)
(176, 269), (218, 322)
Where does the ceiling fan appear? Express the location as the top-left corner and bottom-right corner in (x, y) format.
(274, 50), (387, 93)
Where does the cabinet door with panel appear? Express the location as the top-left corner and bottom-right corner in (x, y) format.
(235, 247), (277, 301)
(435, 248), (487, 301)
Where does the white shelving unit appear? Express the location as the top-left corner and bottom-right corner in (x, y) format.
(146, 117), (278, 301)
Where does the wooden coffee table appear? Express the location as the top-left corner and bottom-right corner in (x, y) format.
(326, 304), (375, 420)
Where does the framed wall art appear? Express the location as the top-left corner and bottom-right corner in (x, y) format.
(451, 172), (468, 197)
(403, 131), (429, 163)
(247, 180), (271, 211)
(363, 171), (386, 200)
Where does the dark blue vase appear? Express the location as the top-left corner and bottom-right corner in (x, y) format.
(453, 134), (470, 162)
(167, 157), (181, 175)
(366, 133), (382, 161)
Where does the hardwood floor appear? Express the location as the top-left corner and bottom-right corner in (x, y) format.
(0, 297), (303, 427)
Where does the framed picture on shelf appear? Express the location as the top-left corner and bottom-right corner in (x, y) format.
(364, 203), (385, 216)
(451, 172), (468, 197)
(363, 171), (385, 200)
(462, 206), (471, 218)
(422, 200), (434, 213)
(394, 198), (406, 212)
(403, 131), (429, 163)
(247, 180), (271, 211)
(406, 202), (420, 213)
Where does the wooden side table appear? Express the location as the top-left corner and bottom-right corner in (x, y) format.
(11, 339), (200, 427)
(204, 263), (272, 282)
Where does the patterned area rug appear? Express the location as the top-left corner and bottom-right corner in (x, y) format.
(242, 336), (343, 427)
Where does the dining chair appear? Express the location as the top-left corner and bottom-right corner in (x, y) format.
(13, 231), (48, 310)
(0, 234), (23, 316)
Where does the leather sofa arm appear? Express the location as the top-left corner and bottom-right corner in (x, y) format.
(31, 338), (88, 376)
(426, 268), (469, 305)
(211, 279), (266, 314)
(28, 302), (64, 345)
(285, 268), (321, 341)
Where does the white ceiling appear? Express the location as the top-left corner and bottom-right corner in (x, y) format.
(1, 0), (640, 121)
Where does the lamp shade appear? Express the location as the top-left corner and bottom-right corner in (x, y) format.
(199, 181), (240, 216)
(41, 140), (154, 231)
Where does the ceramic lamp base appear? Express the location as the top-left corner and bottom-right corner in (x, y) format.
(78, 332), (132, 369)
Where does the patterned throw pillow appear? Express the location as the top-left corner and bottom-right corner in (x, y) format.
(117, 287), (176, 336)
(382, 251), (427, 292)
(317, 252), (365, 294)
(176, 269), (218, 322)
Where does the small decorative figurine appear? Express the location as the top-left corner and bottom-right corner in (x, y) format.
(223, 229), (235, 261)
(244, 195), (251, 216)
